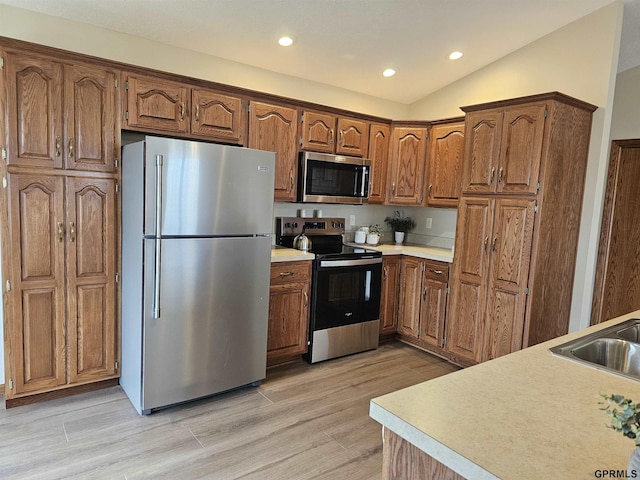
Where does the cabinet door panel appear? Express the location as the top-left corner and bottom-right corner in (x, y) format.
(64, 64), (116, 172)
(249, 101), (298, 201)
(6, 53), (63, 169)
(336, 117), (369, 157)
(397, 257), (422, 337)
(301, 111), (335, 153)
(379, 256), (401, 335)
(367, 123), (390, 204)
(66, 177), (116, 383)
(388, 127), (427, 205)
(419, 278), (447, 347)
(445, 280), (484, 363)
(498, 104), (546, 194)
(484, 199), (535, 361)
(455, 198), (494, 280)
(426, 122), (465, 207)
(461, 110), (502, 194)
(8, 174), (66, 394)
(191, 89), (246, 144)
(267, 282), (309, 362)
(484, 288), (522, 361)
(125, 74), (189, 134)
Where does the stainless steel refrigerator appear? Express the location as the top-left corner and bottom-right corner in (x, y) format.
(120, 136), (275, 415)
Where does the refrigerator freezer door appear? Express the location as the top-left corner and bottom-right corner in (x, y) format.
(141, 236), (271, 412)
(142, 136), (275, 237)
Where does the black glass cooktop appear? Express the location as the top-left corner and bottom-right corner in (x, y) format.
(278, 235), (381, 260)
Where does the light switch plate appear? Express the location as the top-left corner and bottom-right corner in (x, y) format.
(426, 218), (433, 229)
(349, 215), (356, 226)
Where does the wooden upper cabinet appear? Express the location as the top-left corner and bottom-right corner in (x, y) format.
(248, 101), (299, 202)
(66, 177), (117, 383)
(64, 64), (117, 172)
(124, 73), (189, 134)
(8, 174), (67, 394)
(461, 104), (546, 195)
(461, 110), (502, 194)
(301, 111), (335, 153)
(426, 120), (465, 208)
(368, 123), (390, 204)
(387, 126), (428, 205)
(336, 117), (369, 157)
(498, 104), (546, 194)
(5, 51), (117, 173)
(5, 52), (64, 169)
(300, 111), (369, 157)
(191, 89), (246, 144)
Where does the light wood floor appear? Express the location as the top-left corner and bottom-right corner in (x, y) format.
(0, 342), (459, 480)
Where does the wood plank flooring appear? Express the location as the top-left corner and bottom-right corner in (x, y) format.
(0, 342), (459, 480)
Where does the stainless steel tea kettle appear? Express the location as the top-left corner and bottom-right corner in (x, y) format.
(293, 226), (312, 252)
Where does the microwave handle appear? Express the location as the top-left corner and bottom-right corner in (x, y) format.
(358, 166), (370, 197)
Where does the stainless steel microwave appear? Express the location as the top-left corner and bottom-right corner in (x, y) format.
(298, 151), (370, 204)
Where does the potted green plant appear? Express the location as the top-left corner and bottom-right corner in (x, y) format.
(367, 224), (382, 244)
(600, 393), (640, 474)
(384, 211), (416, 244)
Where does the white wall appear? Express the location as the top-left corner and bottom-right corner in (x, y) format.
(610, 65), (640, 139)
(408, 2), (624, 333)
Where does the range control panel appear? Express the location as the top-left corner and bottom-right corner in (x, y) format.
(276, 217), (345, 238)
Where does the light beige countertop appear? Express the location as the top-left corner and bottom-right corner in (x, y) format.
(270, 246), (314, 263)
(346, 242), (454, 263)
(370, 310), (640, 479)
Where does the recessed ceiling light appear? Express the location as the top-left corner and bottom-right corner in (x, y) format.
(278, 36), (294, 47)
(449, 51), (463, 60)
(382, 68), (396, 77)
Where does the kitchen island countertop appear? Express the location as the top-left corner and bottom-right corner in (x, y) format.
(370, 310), (640, 479)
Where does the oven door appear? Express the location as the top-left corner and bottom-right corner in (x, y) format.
(311, 256), (382, 331)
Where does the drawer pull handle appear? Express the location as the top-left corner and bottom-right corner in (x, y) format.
(279, 271), (294, 277)
(179, 101), (185, 121)
(57, 222), (64, 242)
(195, 104), (200, 123)
(484, 236), (489, 251)
(69, 222), (76, 242)
(492, 236), (498, 251)
(303, 290), (308, 307)
(429, 269), (443, 275)
(68, 137), (74, 159)
(489, 167), (495, 184)
(498, 167), (504, 184)
(55, 135), (61, 157)
(422, 288), (427, 300)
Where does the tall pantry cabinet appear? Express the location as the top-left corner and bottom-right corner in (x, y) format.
(446, 93), (596, 366)
(0, 47), (119, 405)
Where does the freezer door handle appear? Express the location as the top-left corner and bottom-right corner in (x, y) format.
(153, 154), (163, 318)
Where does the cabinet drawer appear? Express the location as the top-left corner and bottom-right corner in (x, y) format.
(270, 261), (311, 285)
(423, 261), (449, 281)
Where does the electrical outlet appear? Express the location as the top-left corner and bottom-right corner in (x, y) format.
(349, 215), (356, 226)
(426, 217), (433, 229)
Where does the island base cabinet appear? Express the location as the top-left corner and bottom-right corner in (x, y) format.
(382, 428), (465, 480)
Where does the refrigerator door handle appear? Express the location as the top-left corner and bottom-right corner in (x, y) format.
(153, 154), (163, 319)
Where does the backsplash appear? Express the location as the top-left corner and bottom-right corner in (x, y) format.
(273, 203), (457, 250)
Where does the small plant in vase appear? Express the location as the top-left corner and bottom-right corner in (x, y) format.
(600, 393), (640, 474)
(367, 224), (382, 245)
(384, 211), (416, 245)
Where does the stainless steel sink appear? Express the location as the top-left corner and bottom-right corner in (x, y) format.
(550, 319), (640, 381)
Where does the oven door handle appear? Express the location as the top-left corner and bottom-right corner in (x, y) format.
(319, 257), (382, 268)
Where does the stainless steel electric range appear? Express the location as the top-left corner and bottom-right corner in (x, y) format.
(276, 217), (382, 363)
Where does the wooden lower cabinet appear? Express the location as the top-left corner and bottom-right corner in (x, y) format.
(379, 256), (401, 336)
(267, 261), (311, 366)
(5, 173), (117, 398)
(397, 257), (450, 357)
